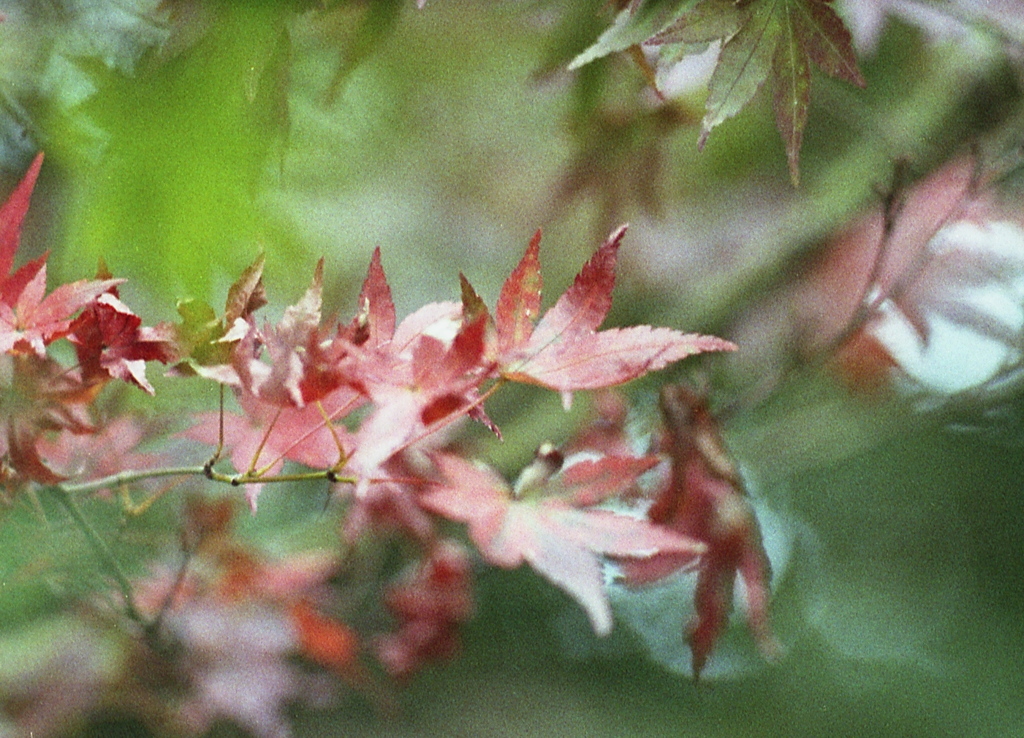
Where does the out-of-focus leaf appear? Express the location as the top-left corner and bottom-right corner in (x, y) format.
(56, 3), (295, 298)
(647, 0), (864, 184)
(569, 0), (697, 70)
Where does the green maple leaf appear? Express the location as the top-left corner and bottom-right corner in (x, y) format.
(569, 0), (698, 70)
(652, 0), (865, 185)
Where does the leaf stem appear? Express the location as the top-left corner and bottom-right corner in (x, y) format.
(398, 376), (507, 455)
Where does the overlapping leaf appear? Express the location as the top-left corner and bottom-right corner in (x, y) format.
(619, 384), (778, 677)
(70, 291), (176, 394)
(421, 452), (704, 636)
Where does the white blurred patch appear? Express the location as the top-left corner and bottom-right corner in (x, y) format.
(870, 220), (1024, 398)
(654, 42), (719, 99)
(872, 301), (1019, 394)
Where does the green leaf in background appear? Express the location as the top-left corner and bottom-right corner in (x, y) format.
(50, 1), (295, 300)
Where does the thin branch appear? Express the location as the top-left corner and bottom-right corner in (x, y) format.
(62, 466), (208, 496)
(205, 466), (356, 486)
(150, 544), (195, 638)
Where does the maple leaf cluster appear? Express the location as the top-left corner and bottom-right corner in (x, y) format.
(0, 153), (175, 489)
(175, 220), (734, 659)
(181, 224), (733, 512)
(0, 149), (756, 736)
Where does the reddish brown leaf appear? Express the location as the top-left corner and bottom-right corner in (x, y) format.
(773, 3), (812, 186)
(557, 454), (660, 507)
(236, 259), (336, 407)
(458, 273), (490, 327)
(224, 253), (268, 326)
(348, 246), (395, 349)
(795, 0), (866, 87)
(378, 540), (474, 679)
(622, 384), (778, 678)
(495, 229), (542, 356)
(290, 599), (360, 674)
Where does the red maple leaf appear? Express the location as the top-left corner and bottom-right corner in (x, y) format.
(495, 226), (735, 397)
(69, 292), (176, 394)
(234, 249), (398, 409)
(334, 249), (496, 490)
(420, 450), (703, 636)
(622, 384), (778, 678)
(0, 152), (43, 288)
(342, 305), (491, 490)
(0, 153), (120, 357)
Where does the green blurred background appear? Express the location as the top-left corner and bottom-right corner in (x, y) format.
(1, 1), (1023, 735)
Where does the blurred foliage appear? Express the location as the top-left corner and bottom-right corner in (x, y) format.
(1, 1), (1024, 736)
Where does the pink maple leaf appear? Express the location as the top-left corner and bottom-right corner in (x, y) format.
(34, 415), (166, 487)
(420, 450), (703, 636)
(235, 259), (337, 407)
(183, 385), (359, 511)
(0, 265), (121, 357)
(343, 307), (491, 490)
(496, 226), (735, 397)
